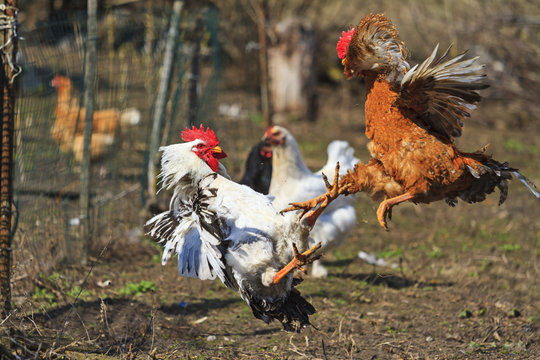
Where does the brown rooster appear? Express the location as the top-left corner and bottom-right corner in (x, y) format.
(284, 13), (539, 229)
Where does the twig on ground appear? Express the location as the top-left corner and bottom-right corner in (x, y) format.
(0, 311), (13, 326)
(74, 311), (91, 342)
(0, 342), (20, 360)
(321, 338), (328, 360)
(289, 335), (309, 358)
(24, 313), (43, 337)
(51, 238), (112, 353)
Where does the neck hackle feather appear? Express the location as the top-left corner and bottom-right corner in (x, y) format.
(338, 13), (409, 80)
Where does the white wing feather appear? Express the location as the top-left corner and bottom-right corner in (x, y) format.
(146, 181), (228, 283)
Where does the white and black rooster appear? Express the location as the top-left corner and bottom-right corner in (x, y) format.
(263, 126), (358, 278)
(146, 125), (334, 332)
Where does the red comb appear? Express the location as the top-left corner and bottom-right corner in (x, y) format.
(337, 28), (355, 60)
(181, 124), (219, 147)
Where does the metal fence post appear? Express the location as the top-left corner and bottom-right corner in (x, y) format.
(79, 0), (98, 266)
(187, 16), (203, 127)
(0, 0), (17, 319)
(147, 0), (184, 200)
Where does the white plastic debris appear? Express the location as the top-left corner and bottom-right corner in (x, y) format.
(191, 316), (208, 325)
(97, 280), (112, 288)
(358, 251), (398, 268)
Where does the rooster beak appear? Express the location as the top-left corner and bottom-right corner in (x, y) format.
(211, 145), (227, 159)
(341, 58), (346, 65)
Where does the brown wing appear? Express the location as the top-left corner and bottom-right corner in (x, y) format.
(397, 44), (489, 140)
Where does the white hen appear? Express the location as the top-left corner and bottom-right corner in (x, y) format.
(146, 125), (322, 332)
(263, 126), (358, 278)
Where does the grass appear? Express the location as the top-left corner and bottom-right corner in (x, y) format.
(499, 243), (521, 252)
(117, 280), (158, 297)
(377, 247), (402, 259)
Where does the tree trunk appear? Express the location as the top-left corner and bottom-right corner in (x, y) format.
(268, 18), (317, 123)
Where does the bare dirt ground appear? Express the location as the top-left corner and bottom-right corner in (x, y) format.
(3, 84), (540, 360)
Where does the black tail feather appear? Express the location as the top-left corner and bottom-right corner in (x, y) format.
(246, 280), (315, 333)
(459, 158), (539, 205)
(459, 160), (511, 204)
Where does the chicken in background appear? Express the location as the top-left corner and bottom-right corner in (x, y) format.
(263, 126), (358, 278)
(146, 125), (328, 332)
(239, 140), (273, 194)
(284, 13), (540, 230)
(70, 133), (114, 163)
(317, 140), (360, 179)
(50, 74), (141, 161)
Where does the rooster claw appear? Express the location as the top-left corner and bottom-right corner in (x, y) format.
(376, 205), (390, 230)
(376, 192), (415, 230)
(281, 163), (350, 227)
(271, 242), (322, 285)
(280, 201), (319, 218)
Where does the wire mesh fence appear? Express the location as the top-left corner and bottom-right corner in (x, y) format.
(12, 5), (232, 281)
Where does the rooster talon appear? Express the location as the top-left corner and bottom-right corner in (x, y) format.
(376, 205), (390, 230)
(280, 204), (304, 215)
(321, 172), (332, 189)
(292, 242), (301, 256)
(271, 242), (322, 285)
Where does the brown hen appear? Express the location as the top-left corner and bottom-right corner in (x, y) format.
(284, 13), (539, 229)
(51, 75), (140, 161)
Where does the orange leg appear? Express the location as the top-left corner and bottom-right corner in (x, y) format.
(376, 192), (415, 230)
(280, 193), (327, 219)
(271, 242), (322, 285)
(281, 163), (351, 227)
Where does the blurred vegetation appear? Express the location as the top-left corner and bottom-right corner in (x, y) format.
(18, 0), (540, 130)
(218, 0), (540, 131)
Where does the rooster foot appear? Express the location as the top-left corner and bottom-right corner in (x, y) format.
(376, 192), (415, 230)
(271, 242), (322, 285)
(280, 194), (326, 218)
(281, 163), (350, 227)
(376, 202), (392, 230)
